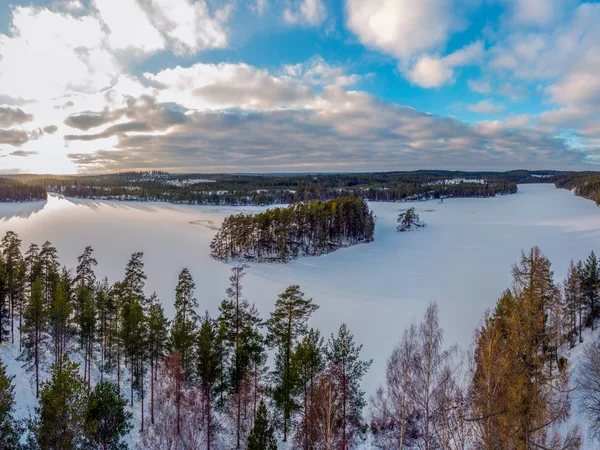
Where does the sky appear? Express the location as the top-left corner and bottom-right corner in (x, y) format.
(0, 0), (599, 174)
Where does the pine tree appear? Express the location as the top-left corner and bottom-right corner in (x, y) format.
(122, 251), (146, 300)
(197, 312), (221, 450)
(583, 251), (600, 329)
(1, 231), (24, 345)
(292, 328), (324, 450)
(0, 355), (22, 449)
(218, 264), (264, 448)
(39, 241), (59, 307)
(120, 252), (148, 404)
(267, 285), (319, 442)
(564, 260), (583, 345)
(80, 285), (96, 388)
(74, 246), (97, 382)
(21, 277), (45, 397)
(22, 242), (41, 352)
(106, 282), (124, 390)
(95, 278), (110, 382)
(325, 323), (371, 450)
(47, 270), (74, 369)
(247, 400), (277, 450)
(84, 380), (133, 450)
(0, 251), (7, 344)
(171, 268), (199, 377)
(120, 291), (146, 410)
(147, 293), (169, 425)
(31, 355), (88, 450)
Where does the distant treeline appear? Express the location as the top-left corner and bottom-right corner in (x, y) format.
(210, 197), (375, 262)
(5, 170), (548, 205)
(0, 178), (46, 202)
(554, 172), (600, 205)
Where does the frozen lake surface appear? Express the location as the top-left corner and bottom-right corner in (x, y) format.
(2, 183), (600, 394)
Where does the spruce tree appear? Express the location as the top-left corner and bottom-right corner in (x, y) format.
(171, 268), (199, 377)
(267, 285), (319, 442)
(84, 380), (132, 450)
(32, 355), (88, 450)
(247, 400), (277, 450)
(0, 355), (21, 449)
(325, 323), (371, 450)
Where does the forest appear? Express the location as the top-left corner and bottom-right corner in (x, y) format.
(1, 170), (541, 204)
(210, 197), (376, 262)
(0, 178), (46, 202)
(555, 172), (600, 205)
(1, 231), (600, 448)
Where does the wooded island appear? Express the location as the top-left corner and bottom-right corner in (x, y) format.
(210, 197), (375, 262)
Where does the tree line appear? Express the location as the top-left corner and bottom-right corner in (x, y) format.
(210, 197), (376, 263)
(5, 170), (539, 205)
(0, 178), (46, 202)
(2, 229), (600, 448)
(554, 172), (600, 205)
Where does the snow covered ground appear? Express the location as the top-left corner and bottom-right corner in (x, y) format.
(2, 183), (600, 447)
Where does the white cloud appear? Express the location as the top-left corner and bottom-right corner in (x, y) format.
(468, 100), (506, 115)
(345, 0), (465, 61)
(502, 0), (576, 27)
(284, 0), (326, 26)
(255, 0), (267, 16)
(468, 79), (492, 94)
(407, 41), (484, 88)
(0, 7), (119, 101)
(141, 0), (228, 55)
(93, 0), (165, 53)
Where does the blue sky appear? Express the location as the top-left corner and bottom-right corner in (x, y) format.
(0, 0), (599, 173)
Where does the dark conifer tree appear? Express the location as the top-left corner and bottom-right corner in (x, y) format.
(325, 323), (371, 450)
(47, 275), (72, 368)
(292, 328), (324, 449)
(39, 241), (59, 307)
(146, 292), (169, 425)
(1, 231), (24, 344)
(247, 400), (277, 450)
(267, 285), (319, 442)
(171, 268), (199, 378)
(31, 356), (88, 450)
(218, 264), (263, 449)
(0, 355), (22, 449)
(583, 251), (600, 329)
(21, 277), (45, 397)
(197, 312), (222, 450)
(84, 380), (132, 450)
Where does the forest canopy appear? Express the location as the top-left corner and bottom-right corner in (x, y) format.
(0, 178), (46, 202)
(210, 197), (376, 262)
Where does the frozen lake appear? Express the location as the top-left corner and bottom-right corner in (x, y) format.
(2, 183), (600, 393)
